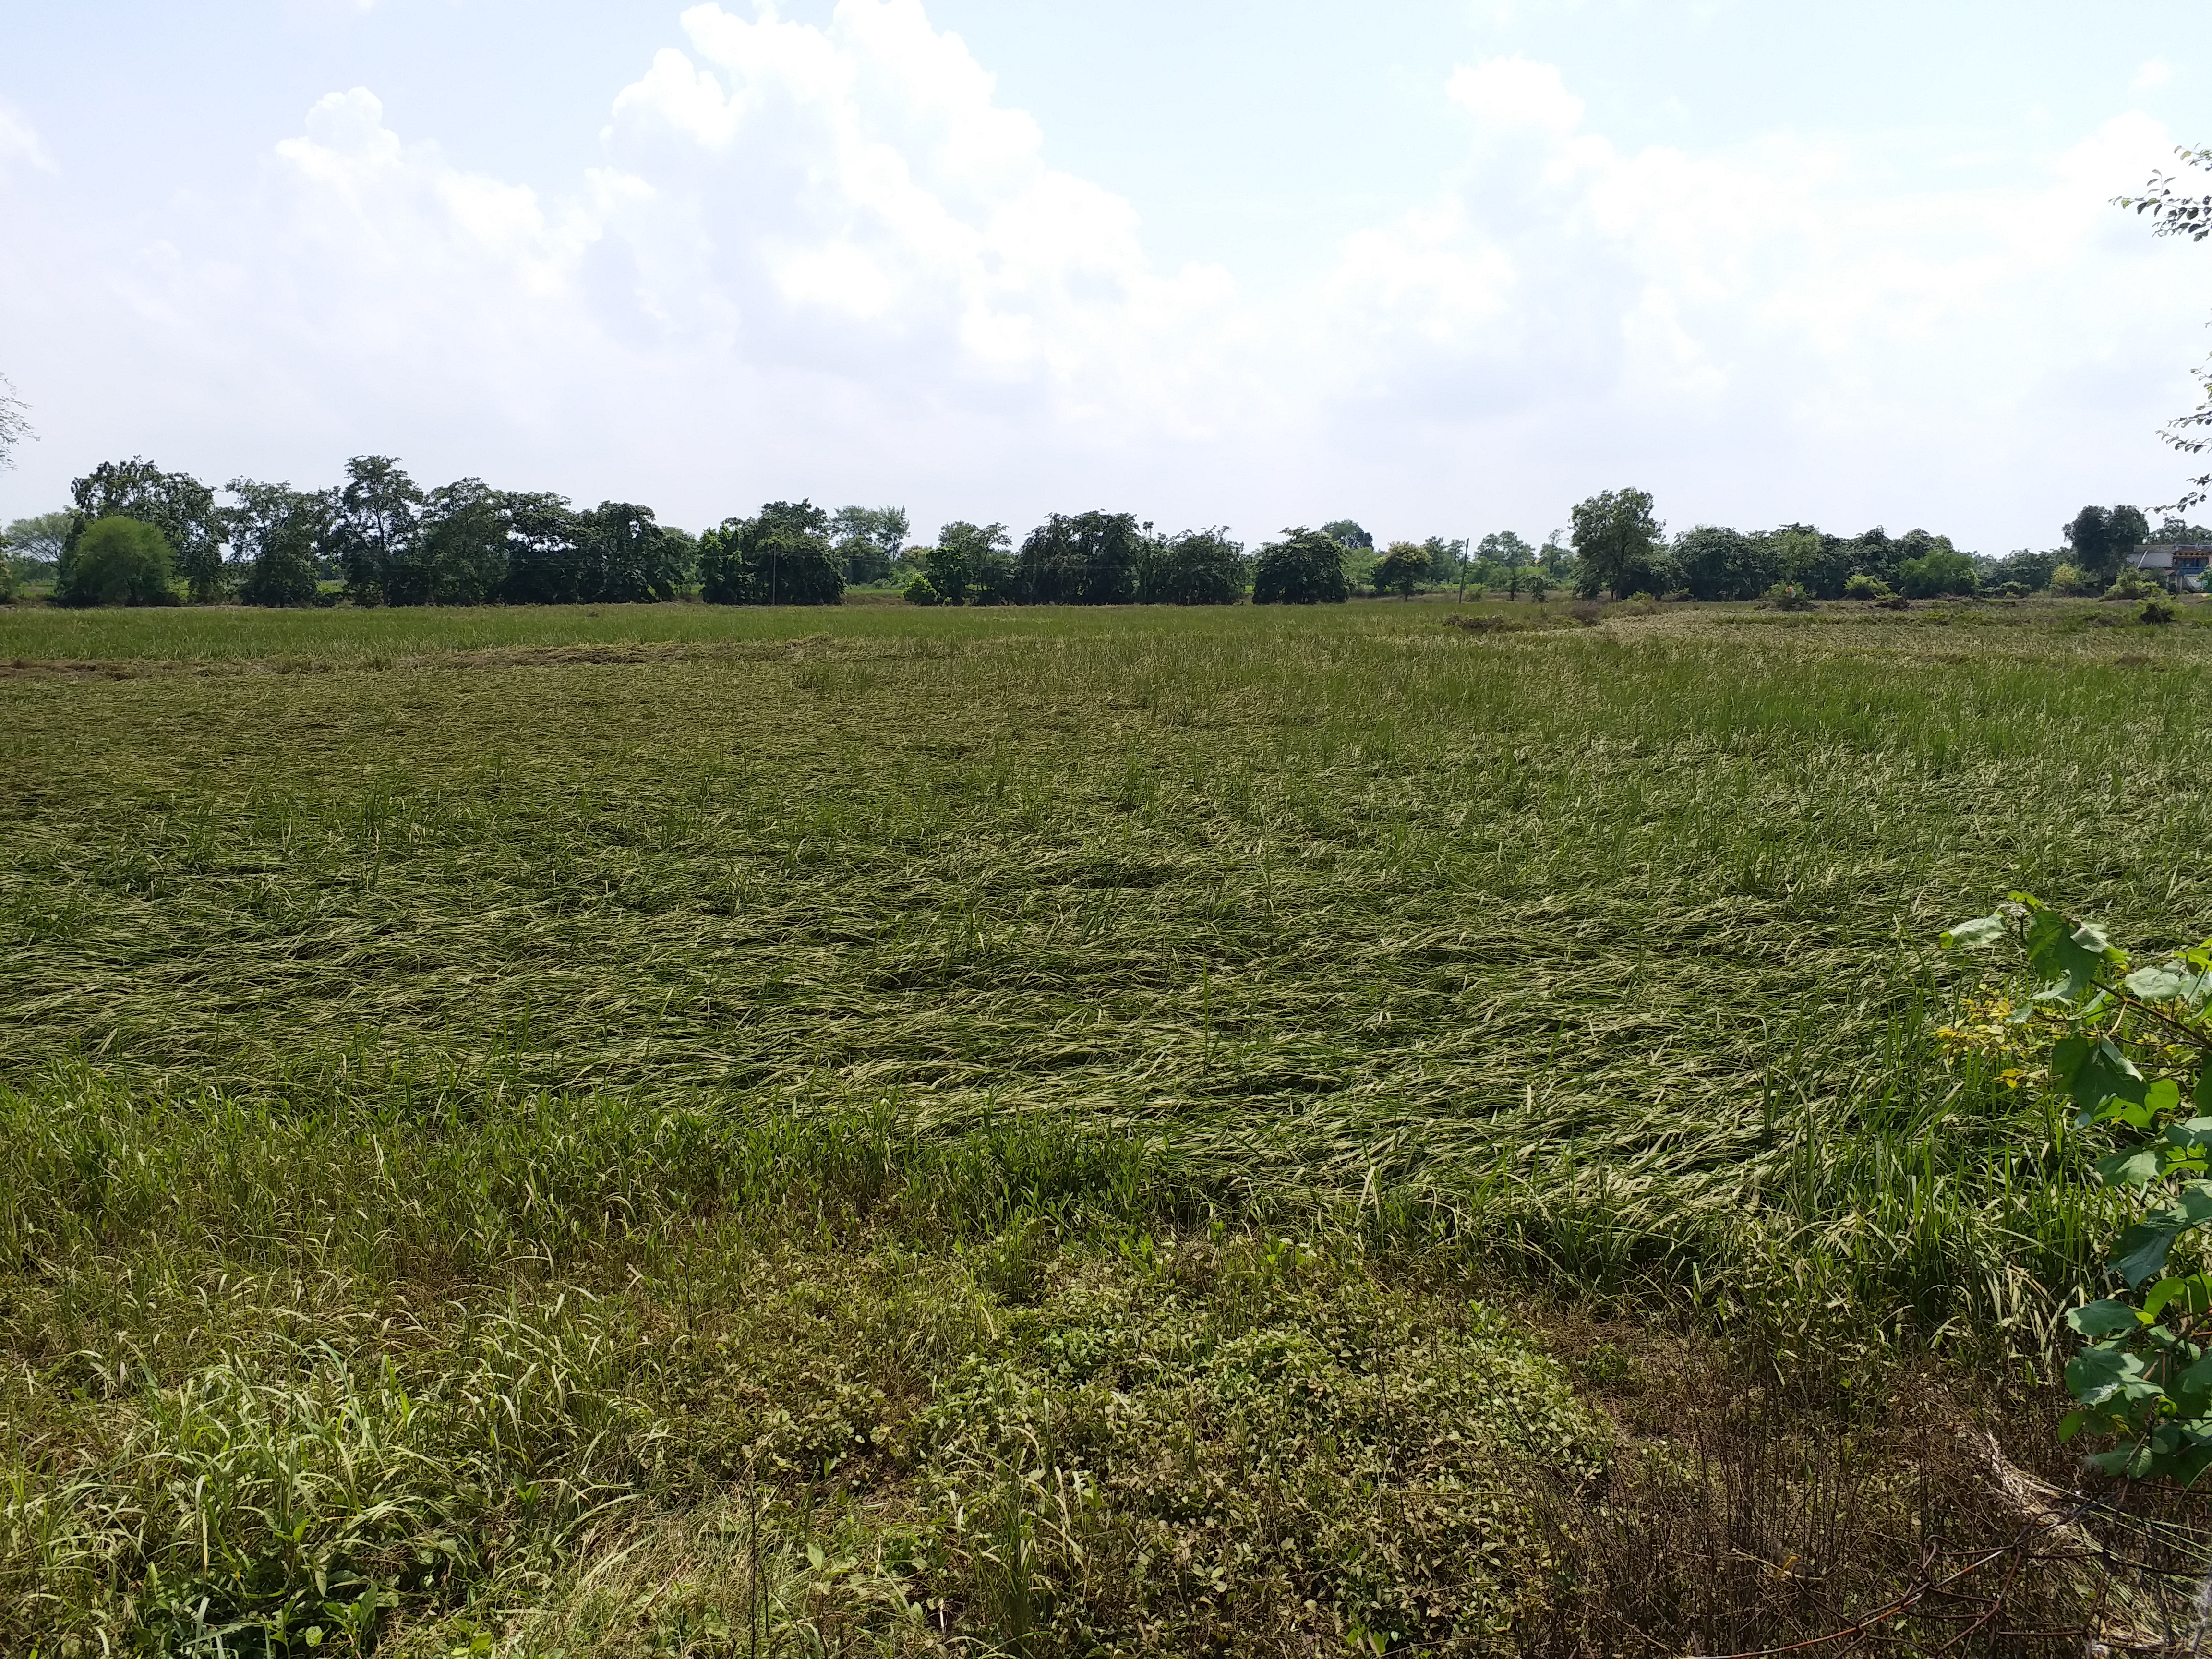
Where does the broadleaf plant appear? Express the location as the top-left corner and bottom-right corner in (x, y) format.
(1945, 894), (2212, 1481)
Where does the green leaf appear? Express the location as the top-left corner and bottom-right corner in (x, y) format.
(1942, 914), (2007, 950)
(2145, 1274), (2212, 1321)
(2149, 1078), (2184, 1116)
(2098, 1145), (2165, 1187)
(2027, 908), (2118, 1001)
(2054, 1035), (2147, 1121)
(2198, 1066), (2212, 1115)
(2112, 1184), (2212, 1286)
(2058, 1408), (2085, 1442)
(2067, 1341), (2151, 1404)
(2126, 961), (2212, 1005)
(2068, 1299), (2148, 1338)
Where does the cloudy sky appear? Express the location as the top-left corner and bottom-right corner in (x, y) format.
(2, 0), (2210, 553)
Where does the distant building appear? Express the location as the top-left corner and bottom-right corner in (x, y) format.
(2130, 543), (2212, 591)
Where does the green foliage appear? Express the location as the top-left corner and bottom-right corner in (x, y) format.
(1014, 511), (1144, 604)
(227, 479), (333, 608)
(1136, 527), (1246, 604)
(66, 458), (226, 603)
(902, 571), (943, 605)
(2063, 505), (2150, 583)
(56, 516), (177, 607)
(1843, 573), (1891, 600)
(1570, 487), (1668, 599)
(1251, 527), (1350, 603)
(1943, 898), (2212, 1480)
(328, 455), (427, 606)
(4, 510), (69, 591)
(1371, 541), (1430, 599)
(1320, 518), (1372, 551)
(922, 520), (1014, 605)
(1896, 547), (1978, 599)
(698, 500), (844, 605)
(830, 505), (909, 585)
(2051, 561), (2096, 596)
(1672, 525), (1779, 601)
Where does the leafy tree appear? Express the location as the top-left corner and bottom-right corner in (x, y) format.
(2156, 515), (2212, 541)
(1321, 519), (1372, 551)
(1252, 528), (1350, 604)
(580, 502), (687, 603)
(1373, 541), (1430, 599)
(830, 506), (909, 585)
(923, 521), (1013, 605)
(1671, 525), (1778, 601)
(1993, 548), (2060, 591)
(227, 480), (334, 608)
(413, 479), (513, 605)
(698, 500), (843, 605)
(2063, 505), (2150, 583)
(58, 517), (176, 606)
(1570, 488), (1667, 599)
(500, 494), (587, 604)
(1137, 528), (1246, 604)
(0, 373), (31, 474)
(1013, 511), (1143, 604)
(1422, 536), (1463, 586)
(325, 456), (425, 606)
(1896, 547), (1978, 598)
(1476, 531), (1533, 598)
(4, 510), (69, 589)
(65, 458), (226, 603)
(902, 572), (943, 605)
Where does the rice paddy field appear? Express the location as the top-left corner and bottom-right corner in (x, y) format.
(5, 595), (2212, 1656)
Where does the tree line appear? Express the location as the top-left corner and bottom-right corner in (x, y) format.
(4, 449), (2193, 609)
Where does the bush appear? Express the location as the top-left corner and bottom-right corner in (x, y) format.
(1842, 573), (1891, 600)
(1252, 528), (1350, 604)
(902, 572), (943, 606)
(2050, 562), (2094, 596)
(2104, 570), (2161, 602)
(1895, 549), (1977, 599)
(2140, 596), (2178, 624)
(1762, 582), (1815, 610)
(58, 517), (177, 606)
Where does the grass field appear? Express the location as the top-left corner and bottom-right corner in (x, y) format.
(5, 595), (2211, 1655)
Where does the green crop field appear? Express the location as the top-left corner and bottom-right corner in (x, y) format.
(5, 596), (2211, 1656)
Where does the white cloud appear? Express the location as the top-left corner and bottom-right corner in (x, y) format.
(0, 102), (55, 183)
(2134, 59), (2174, 92)
(0, 9), (2201, 549)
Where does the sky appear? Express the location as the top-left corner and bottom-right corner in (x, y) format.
(2, 0), (2210, 553)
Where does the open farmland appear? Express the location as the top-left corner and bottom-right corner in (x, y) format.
(4, 597), (2212, 1655)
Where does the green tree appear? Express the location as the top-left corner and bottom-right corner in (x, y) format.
(582, 502), (689, 602)
(1671, 525), (1779, 601)
(1475, 531), (1532, 598)
(924, 521), (1013, 605)
(65, 458), (226, 603)
(830, 506), (910, 585)
(499, 494), (587, 603)
(325, 456), (425, 606)
(698, 501), (843, 605)
(1138, 528), (1246, 604)
(1321, 519), (1372, 551)
(2063, 505), (2150, 583)
(1569, 489), (1666, 599)
(1373, 541), (1430, 599)
(1896, 547), (1978, 598)
(227, 481), (333, 608)
(411, 479), (513, 605)
(1013, 511), (1143, 604)
(1252, 528), (1350, 604)
(58, 517), (176, 606)
(3, 510), (69, 592)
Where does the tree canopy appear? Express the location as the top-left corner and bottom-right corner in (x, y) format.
(1253, 528), (1350, 604)
(1137, 529), (1246, 604)
(698, 500), (843, 605)
(59, 517), (176, 607)
(66, 458), (226, 604)
(2061, 505), (2149, 582)
(227, 480), (333, 608)
(1570, 488), (1668, 599)
(1014, 511), (1143, 604)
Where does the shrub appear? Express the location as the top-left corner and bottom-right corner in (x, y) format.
(2050, 562), (2094, 596)
(1252, 528), (1350, 604)
(57, 516), (177, 606)
(2104, 570), (2161, 602)
(902, 572), (943, 606)
(1843, 573), (1891, 600)
(1895, 549), (1977, 599)
(1762, 582), (1815, 610)
(2140, 596), (2179, 624)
